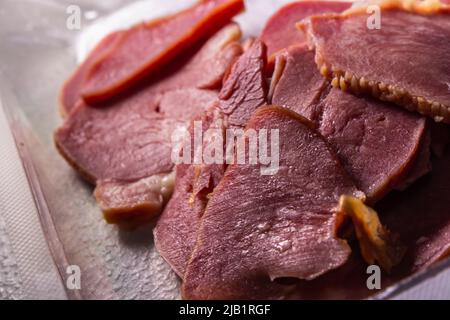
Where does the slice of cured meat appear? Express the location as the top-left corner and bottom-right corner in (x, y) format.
(56, 102), (184, 184)
(291, 144), (450, 299)
(270, 45), (328, 117)
(154, 164), (207, 276)
(218, 39), (268, 127)
(81, 0), (245, 103)
(271, 45), (429, 203)
(182, 106), (364, 300)
(261, 1), (350, 64)
(60, 22), (242, 116)
(154, 40), (268, 276)
(300, 2), (450, 123)
(55, 25), (242, 226)
(56, 89), (215, 227)
(377, 148), (450, 274)
(59, 31), (123, 116)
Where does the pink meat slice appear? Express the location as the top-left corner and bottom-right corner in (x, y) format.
(271, 45), (429, 203)
(182, 106), (363, 300)
(59, 31), (123, 116)
(55, 25), (242, 225)
(300, 5), (450, 123)
(261, 0), (351, 63)
(158, 88), (218, 120)
(154, 40), (268, 276)
(56, 100), (183, 183)
(60, 22), (242, 116)
(291, 146), (450, 300)
(81, 0), (245, 103)
(218, 39), (269, 127)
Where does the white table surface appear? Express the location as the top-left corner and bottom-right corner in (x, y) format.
(0, 100), (67, 300)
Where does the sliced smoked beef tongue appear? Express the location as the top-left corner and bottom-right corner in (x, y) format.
(182, 106), (364, 300)
(154, 40), (268, 277)
(60, 22), (242, 115)
(271, 45), (429, 203)
(291, 146), (450, 300)
(154, 107), (228, 277)
(59, 31), (123, 116)
(300, 2), (450, 123)
(218, 39), (269, 127)
(56, 94), (206, 228)
(55, 25), (243, 226)
(80, 0), (245, 104)
(260, 0), (351, 66)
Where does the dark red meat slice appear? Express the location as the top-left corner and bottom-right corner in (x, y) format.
(300, 4), (450, 123)
(271, 45), (428, 203)
(218, 39), (268, 127)
(155, 106), (226, 277)
(182, 106), (363, 300)
(55, 25), (242, 225)
(56, 102), (183, 183)
(261, 1), (350, 63)
(319, 89), (427, 202)
(378, 148), (450, 273)
(395, 129), (431, 191)
(81, 0), (245, 103)
(60, 22), (241, 117)
(154, 40), (268, 276)
(158, 88), (218, 120)
(270, 45), (327, 118)
(154, 164), (207, 277)
(290, 146), (450, 300)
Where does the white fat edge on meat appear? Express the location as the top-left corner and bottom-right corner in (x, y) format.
(143, 171), (176, 204)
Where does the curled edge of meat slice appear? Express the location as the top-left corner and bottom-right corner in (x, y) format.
(81, 0), (245, 104)
(260, 0), (351, 71)
(298, 0), (450, 124)
(59, 31), (123, 117)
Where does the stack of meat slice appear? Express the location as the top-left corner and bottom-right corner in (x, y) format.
(299, 0), (450, 123)
(55, 0), (450, 299)
(298, 0), (450, 265)
(154, 39), (269, 277)
(159, 1), (450, 300)
(270, 45), (430, 203)
(55, 0), (245, 227)
(261, 0), (351, 67)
